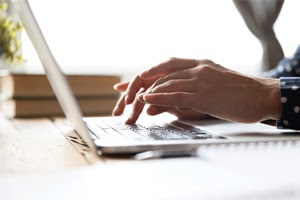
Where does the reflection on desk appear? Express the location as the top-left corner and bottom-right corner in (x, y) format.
(1, 158), (300, 200)
(1, 113), (300, 199)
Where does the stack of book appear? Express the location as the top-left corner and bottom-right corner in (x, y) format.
(0, 72), (121, 118)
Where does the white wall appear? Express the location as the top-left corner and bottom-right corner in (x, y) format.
(22, 0), (300, 76)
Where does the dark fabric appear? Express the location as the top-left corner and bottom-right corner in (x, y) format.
(277, 77), (300, 130)
(264, 45), (300, 78)
(263, 45), (300, 130)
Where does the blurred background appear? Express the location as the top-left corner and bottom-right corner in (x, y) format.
(21, 0), (300, 77)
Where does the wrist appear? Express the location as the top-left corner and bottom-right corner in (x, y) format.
(263, 78), (282, 120)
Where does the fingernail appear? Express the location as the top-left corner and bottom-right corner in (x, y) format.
(125, 117), (134, 125)
(112, 107), (119, 116)
(113, 84), (118, 90)
(125, 95), (129, 104)
(137, 94), (144, 102)
(139, 71), (148, 78)
(145, 88), (154, 95)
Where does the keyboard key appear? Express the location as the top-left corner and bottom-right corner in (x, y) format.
(148, 134), (164, 140)
(86, 122), (110, 139)
(192, 134), (212, 139)
(161, 124), (185, 132)
(213, 135), (227, 139)
(138, 122), (160, 129)
(104, 129), (126, 140)
(170, 121), (208, 134)
(175, 131), (196, 139)
(156, 130), (186, 140)
(147, 127), (166, 131)
(136, 130), (164, 140)
(87, 120), (225, 142)
(110, 123), (128, 130)
(118, 130), (146, 140)
(126, 124), (147, 131)
(94, 121), (111, 129)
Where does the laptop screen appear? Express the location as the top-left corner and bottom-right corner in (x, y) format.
(12, 0), (96, 152)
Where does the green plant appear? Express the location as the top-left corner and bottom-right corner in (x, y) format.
(0, 0), (23, 66)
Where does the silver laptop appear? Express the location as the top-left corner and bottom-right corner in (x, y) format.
(13, 0), (300, 156)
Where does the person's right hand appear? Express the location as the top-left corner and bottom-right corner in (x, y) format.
(137, 59), (281, 124)
(113, 57), (281, 125)
(112, 58), (208, 124)
(113, 81), (208, 122)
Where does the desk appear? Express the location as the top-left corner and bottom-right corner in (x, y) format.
(1, 113), (300, 175)
(0, 115), (101, 175)
(2, 114), (300, 199)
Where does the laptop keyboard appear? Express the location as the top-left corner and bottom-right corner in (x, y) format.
(86, 120), (226, 141)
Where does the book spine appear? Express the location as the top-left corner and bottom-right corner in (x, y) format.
(9, 75), (121, 98)
(2, 98), (118, 118)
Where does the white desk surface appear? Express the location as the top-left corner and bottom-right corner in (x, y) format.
(1, 113), (300, 199)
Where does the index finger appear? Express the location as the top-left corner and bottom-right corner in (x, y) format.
(125, 75), (144, 105)
(125, 75), (161, 105)
(113, 82), (129, 92)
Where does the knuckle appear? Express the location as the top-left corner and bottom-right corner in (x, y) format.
(202, 59), (214, 64)
(214, 64), (224, 70)
(201, 65), (212, 71)
(127, 75), (140, 92)
(197, 65), (213, 73)
(159, 75), (167, 82)
(165, 80), (176, 87)
(133, 75), (140, 82)
(167, 57), (179, 64)
(169, 57), (178, 61)
(136, 89), (143, 95)
(153, 76), (166, 87)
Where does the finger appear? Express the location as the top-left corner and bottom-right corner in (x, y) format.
(172, 108), (208, 120)
(149, 79), (194, 94)
(125, 88), (146, 125)
(146, 105), (182, 116)
(125, 100), (145, 124)
(147, 105), (205, 120)
(147, 105), (169, 115)
(140, 58), (214, 79)
(125, 75), (144, 105)
(149, 106), (195, 115)
(137, 92), (145, 103)
(143, 92), (195, 108)
(140, 58), (199, 79)
(140, 69), (193, 99)
(112, 93), (126, 116)
(113, 82), (129, 92)
(149, 68), (193, 89)
(136, 79), (193, 103)
(125, 76), (160, 105)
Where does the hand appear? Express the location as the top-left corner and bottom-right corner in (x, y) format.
(113, 81), (207, 124)
(138, 58), (282, 123)
(112, 58), (208, 124)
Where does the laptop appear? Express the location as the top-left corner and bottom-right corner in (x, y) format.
(13, 0), (300, 156)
